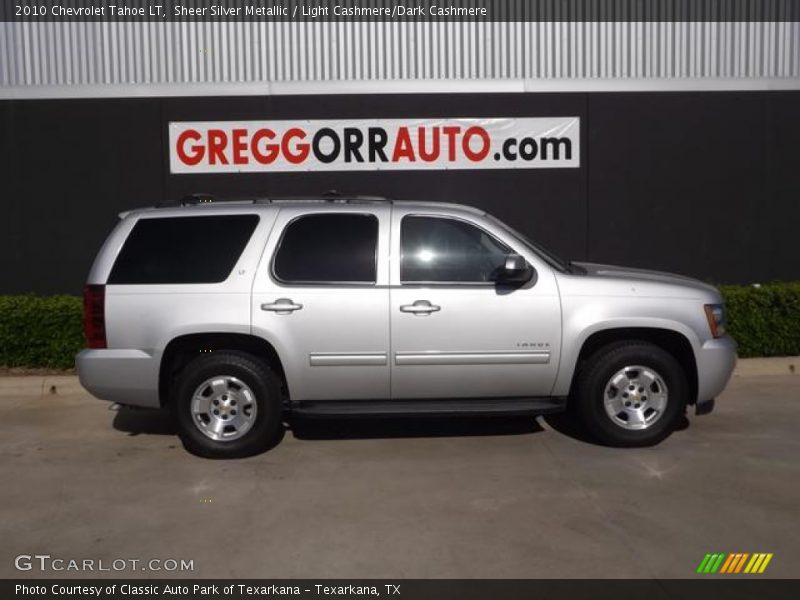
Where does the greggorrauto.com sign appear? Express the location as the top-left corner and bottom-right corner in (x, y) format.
(169, 117), (579, 173)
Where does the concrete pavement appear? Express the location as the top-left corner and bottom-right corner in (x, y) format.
(0, 360), (798, 579)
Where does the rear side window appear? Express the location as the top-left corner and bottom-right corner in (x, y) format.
(273, 214), (378, 284)
(108, 215), (259, 284)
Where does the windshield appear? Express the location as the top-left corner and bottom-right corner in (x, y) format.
(486, 214), (571, 273)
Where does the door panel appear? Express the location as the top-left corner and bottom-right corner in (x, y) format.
(389, 210), (562, 400)
(252, 206), (391, 401)
(391, 286), (560, 398)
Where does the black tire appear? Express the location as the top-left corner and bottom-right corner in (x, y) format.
(173, 351), (284, 458)
(574, 342), (688, 447)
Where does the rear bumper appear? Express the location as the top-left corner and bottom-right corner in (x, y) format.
(695, 335), (737, 408)
(76, 349), (160, 408)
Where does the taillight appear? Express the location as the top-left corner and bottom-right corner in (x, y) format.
(83, 284), (107, 349)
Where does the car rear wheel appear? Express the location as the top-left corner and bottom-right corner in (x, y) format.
(173, 352), (283, 458)
(574, 342), (688, 447)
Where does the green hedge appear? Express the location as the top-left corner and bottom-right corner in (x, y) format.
(0, 295), (84, 370)
(0, 283), (798, 369)
(720, 282), (800, 358)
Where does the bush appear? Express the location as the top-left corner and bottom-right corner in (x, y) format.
(720, 282), (800, 358)
(0, 295), (84, 370)
(0, 284), (798, 369)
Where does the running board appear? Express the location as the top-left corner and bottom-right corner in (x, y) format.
(290, 397), (566, 418)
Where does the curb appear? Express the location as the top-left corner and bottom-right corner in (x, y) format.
(732, 356), (798, 378)
(0, 375), (85, 398)
(0, 356), (796, 398)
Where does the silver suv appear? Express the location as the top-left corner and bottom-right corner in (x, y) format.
(77, 195), (736, 457)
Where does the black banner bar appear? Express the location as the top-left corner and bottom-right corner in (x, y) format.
(4, 580), (800, 600)
(3, 0), (800, 23)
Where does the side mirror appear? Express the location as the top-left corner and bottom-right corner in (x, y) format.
(495, 254), (534, 284)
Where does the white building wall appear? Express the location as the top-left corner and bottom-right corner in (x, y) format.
(1, 21), (799, 97)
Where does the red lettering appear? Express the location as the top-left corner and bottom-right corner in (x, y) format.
(251, 129), (279, 165)
(442, 126), (461, 161)
(176, 129), (204, 166)
(207, 129), (229, 165)
(462, 126), (491, 162)
(231, 128), (248, 165)
(392, 127), (416, 162)
(282, 128), (310, 164)
(417, 127), (440, 162)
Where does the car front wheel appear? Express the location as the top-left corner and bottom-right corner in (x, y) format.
(574, 341), (688, 447)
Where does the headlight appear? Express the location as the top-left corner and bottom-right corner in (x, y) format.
(704, 304), (726, 338)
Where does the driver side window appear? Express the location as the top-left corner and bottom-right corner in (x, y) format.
(400, 216), (511, 283)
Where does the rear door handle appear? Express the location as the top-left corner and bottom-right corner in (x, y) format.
(399, 300), (441, 316)
(261, 298), (303, 315)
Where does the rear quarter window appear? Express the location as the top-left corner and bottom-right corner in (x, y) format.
(108, 215), (259, 284)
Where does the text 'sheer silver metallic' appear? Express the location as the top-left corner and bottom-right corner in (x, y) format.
(77, 197), (736, 455)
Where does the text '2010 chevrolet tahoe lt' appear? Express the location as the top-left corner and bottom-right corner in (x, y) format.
(77, 195), (736, 458)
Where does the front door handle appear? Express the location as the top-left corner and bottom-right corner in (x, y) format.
(261, 298), (303, 315)
(399, 300), (441, 316)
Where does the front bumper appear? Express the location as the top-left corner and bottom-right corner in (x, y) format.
(695, 397), (715, 415)
(76, 349), (161, 408)
(694, 335), (737, 410)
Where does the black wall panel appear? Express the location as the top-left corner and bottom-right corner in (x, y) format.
(586, 91), (800, 283)
(1, 90), (797, 294)
(1, 99), (164, 294)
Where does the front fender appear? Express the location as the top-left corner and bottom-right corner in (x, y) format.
(551, 316), (703, 397)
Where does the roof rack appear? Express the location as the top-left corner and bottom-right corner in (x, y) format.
(157, 192), (392, 208)
(156, 193), (219, 208)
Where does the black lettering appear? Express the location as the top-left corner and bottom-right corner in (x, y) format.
(368, 128), (389, 162)
(540, 137), (572, 160)
(502, 138), (517, 161)
(312, 128), (341, 163)
(343, 128), (365, 163)
(518, 137), (538, 160)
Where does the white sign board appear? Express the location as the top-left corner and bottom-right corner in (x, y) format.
(169, 117), (580, 173)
